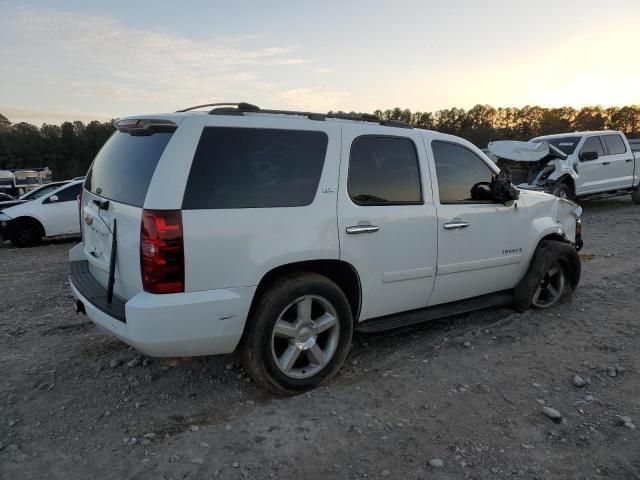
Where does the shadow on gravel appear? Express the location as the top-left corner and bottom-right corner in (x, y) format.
(0, 236), (79, 250)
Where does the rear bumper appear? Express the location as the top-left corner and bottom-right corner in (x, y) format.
(69, 260), (255, 357)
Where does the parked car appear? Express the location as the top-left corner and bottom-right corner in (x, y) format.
(0, 180), (71, 209)
(0, 192), (14, 202)
(69, 103), (583, 395)
(489, 131), (640, 202)
(0, 180), (83, 246)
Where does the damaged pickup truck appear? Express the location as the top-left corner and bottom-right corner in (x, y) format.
(489, 131), (640, 203)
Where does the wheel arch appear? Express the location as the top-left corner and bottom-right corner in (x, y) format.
(239, 259), (362, 346)
(552, 175), (576, 198)
(7, 215), (46, 237)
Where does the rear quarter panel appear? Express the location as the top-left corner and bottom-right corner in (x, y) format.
(176, 117), (342, 292)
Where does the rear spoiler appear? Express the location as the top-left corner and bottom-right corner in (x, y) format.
(114, 119), (177, 136)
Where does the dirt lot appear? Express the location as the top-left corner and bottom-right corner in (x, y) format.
(1, 196), (639, 480)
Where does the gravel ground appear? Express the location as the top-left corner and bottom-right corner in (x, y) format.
(1, 196), (639, 480)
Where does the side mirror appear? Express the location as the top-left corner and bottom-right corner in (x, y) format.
(492, 170), (520, 204)
(580, 151), (598, 161)
(48, 194), (59, 203)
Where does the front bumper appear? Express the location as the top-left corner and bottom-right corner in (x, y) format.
(516, 183), (547, 192)
(69, 259), (255, 357)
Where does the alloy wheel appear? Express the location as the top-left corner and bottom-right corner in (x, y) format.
(532, 262), (566, 308)
(270, 295), (340, 379)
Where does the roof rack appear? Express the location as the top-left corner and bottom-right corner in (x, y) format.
(177, 102), (413, 128)
(175, 102), (260, 113)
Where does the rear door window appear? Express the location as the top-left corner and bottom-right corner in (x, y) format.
(182, 127), (328, 209)
(601, 134), (627, 155)
(85, 131), (174, 207)
(348, 136), (422, 205)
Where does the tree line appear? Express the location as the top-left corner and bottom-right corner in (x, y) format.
(1, 104), (639, 180)
(0, 114), (115, 180)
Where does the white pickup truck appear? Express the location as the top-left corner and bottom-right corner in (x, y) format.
(488, 131), (640, 203)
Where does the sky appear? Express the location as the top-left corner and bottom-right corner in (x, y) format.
(1, 0), (639, 125)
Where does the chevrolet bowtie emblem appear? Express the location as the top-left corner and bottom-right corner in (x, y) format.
(84, 214), (93, 226)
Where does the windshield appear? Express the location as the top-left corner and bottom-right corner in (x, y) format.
(531, 136), (581, 155)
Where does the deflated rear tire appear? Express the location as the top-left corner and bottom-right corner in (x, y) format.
(513, 240), (580, 312)
(242, 272), (353, 396)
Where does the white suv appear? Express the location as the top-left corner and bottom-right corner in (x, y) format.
(69, 103), (583, 395)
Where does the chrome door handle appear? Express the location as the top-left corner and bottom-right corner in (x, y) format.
(346, 225), (380, 234)
(443, 221), (469, 230)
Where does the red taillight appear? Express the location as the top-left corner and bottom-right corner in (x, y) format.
(140, 209), (184, 294)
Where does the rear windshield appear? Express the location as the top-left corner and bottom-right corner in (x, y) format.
(182, 127), (328, 209)
(85, 131), (173, 207)
(531, 136), (581, 155)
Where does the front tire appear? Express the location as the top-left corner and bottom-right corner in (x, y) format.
(9, 219), (43, 247)
(242, 272), (353, 396)
(551, 182), (572, 200)
(513, 240), (581, 312)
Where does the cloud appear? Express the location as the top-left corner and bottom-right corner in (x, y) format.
(272, 88), (350, 112)
(0, 7), (341, 121)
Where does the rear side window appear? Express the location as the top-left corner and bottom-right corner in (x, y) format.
(602, 134), (627, 155)
(581, 136), (605, 157)
(85, 131), (174, 207)
(432, 141), (495, 204)
(348, 136), (422, 205)
(182, 127), (328, 209)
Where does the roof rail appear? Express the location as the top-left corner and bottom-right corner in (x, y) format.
(176, 102), (260, 113)
(197, 102), (413, 128)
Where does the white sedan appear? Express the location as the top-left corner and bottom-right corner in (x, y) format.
(0, 180), (83, 247)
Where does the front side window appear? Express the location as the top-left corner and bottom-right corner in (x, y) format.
(602, 134), (627, 155)
(348, 136), (422, 206)
(182, 127), (328, 209)
(432, 141), (496, 204)
(51, 183), (82, 202)
(580, 136), (605, 158)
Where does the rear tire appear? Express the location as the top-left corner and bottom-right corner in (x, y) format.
(632, 186), (640, 204)
(9, 218), (43, 247)
(513, 240), (581, 312)
(242, 272), (353, 396)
